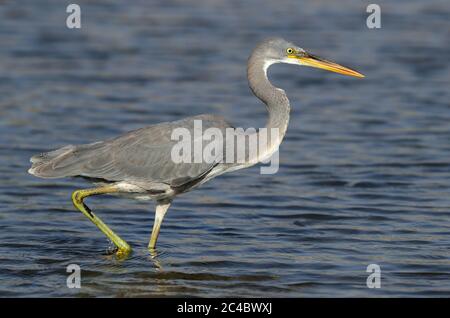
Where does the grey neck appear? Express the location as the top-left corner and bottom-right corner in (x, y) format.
(247, 53), (291, 156)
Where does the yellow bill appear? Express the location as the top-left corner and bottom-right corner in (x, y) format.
(291, 53), (365, 78)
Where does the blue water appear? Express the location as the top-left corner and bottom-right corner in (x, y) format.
(0, 0), (449, 297)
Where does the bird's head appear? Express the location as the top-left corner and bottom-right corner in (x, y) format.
(254, 37), (364, 78)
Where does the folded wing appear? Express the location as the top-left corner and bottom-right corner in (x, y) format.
(28, 114), (232, 189)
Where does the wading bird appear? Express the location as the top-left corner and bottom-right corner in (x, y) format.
(28, 38), (364, 256)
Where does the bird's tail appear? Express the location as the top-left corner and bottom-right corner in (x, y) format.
(28, 145), (77, 178)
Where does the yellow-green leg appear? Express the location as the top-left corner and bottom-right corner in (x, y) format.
(148, 200), (171, 250)
(71, 186), (131, 257)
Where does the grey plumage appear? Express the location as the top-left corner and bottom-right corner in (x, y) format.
(27, 37), (364, 252)
(29, 38), (302, 200)
(30, 114), (232, 195)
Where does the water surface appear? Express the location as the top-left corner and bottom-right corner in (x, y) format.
(0, 0), (449, 297)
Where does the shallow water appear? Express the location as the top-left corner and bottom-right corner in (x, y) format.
(0, 0), (449, 297)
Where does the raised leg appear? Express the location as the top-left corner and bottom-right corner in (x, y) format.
(71, 186), (131, 257)
(148, 200), (171, 250)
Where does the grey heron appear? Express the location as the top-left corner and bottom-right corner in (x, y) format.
(28, 37), (364, 257)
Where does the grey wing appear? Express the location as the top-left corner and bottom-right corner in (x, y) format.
(29, 114), (233, 189)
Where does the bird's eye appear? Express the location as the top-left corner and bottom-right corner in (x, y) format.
(286, 48), (294, 54)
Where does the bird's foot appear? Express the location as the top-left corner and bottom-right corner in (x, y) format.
(106, 246), (132, 259)
(105, 240), (132, 259)
(115, 247), (132, 259)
